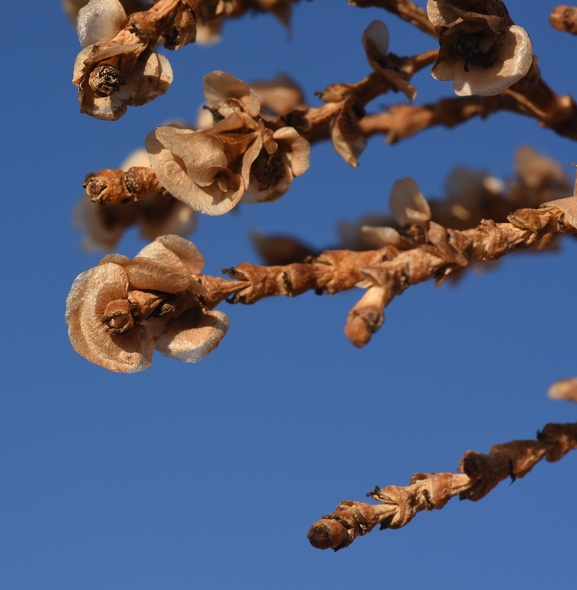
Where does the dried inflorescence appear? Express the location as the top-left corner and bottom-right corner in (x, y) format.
(70, 0), (306, 119)
(66, 234), (237, 372)
(427, 0), (533, 96)
(145, 71), (310, 213)
(308, 419), (577, 550)
(76, 149), (196, 251)
(217, 191), (577, 349)
(72, 0), (174, 119)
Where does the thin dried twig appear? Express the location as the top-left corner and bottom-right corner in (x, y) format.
(221, 203), (574, 346)
(307, 421), (577, 551)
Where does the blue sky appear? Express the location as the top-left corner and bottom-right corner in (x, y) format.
(1, 1), (576, 588)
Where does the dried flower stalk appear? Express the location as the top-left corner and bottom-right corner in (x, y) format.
(222, 201), (575, 347)
(307, 420), (577, 551)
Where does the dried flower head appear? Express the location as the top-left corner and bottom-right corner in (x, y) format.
(72, 0), (173, 120)
(63, 0), (151, 23)
(146, 71), (310, 214)
(66, 235), (228, 372)
(427, 0), (533, 96)
(74, 149), (196, 251)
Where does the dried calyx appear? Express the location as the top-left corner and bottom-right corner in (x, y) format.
(66, 234), (231, 372)
(427, 0), (533, 96)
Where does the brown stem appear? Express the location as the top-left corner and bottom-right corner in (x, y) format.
(308, 421), (577, 550)
(349, 0), (439, 39)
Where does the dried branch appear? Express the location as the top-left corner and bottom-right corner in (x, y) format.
(349, 0), (438, 39)
(307, 421), (577, 551)
(223, 202), (575, 347)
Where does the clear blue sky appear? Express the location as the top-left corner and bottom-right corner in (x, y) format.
(1, 1), (576, 588)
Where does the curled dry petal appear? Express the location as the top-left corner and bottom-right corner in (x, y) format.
(155, 309), (229, 362)
(427, 0), (470, 27)
(66, 262), (154, 372)
(203, 71), (261, 118)
(137, 234), (205, 276)
(77, 0), (128, 47)
(389, 178), (431, 226)
(331, 99), (367, 168)
(101, 253), (205, 295)
(146, 114), (262, 215)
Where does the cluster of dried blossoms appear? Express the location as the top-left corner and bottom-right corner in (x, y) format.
(66, 0), (577, 550)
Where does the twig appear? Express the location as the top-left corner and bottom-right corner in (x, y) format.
(307, 421), (577, 550)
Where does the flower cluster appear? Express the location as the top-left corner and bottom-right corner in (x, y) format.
(72, 0), (174, 120)
(66, 235), (229, 372)
(146, 71), (310, 215)
(427, 0), (533, 96)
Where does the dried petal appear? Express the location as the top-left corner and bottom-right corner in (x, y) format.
(147, 133), (240, 215)
(117, 51), (173, 106)
(66, 262), (153, 372)
(426, 0), (458, 26)
(389, 178), (431, 226)
(204, 71), (261, 118)
(331, 101), (367, 168)
(77, 0), (127, 48)
(108, 256), (203, 294)
(137, 234), (206, 276)
(362, 20), (389, 64)
(155, 309), (229, 362)
(451, 26), (533, 96)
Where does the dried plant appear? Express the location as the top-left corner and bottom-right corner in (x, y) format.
(63, 0), (577, 555)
